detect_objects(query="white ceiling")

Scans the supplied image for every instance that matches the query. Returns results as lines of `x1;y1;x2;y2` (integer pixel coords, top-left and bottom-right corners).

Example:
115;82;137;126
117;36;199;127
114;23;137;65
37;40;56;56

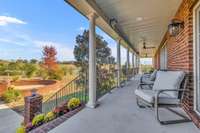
95;0;182;57
66;0;182;57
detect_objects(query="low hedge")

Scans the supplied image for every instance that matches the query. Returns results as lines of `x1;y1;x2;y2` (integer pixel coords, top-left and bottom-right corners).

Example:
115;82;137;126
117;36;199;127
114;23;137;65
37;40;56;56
2;87;21;103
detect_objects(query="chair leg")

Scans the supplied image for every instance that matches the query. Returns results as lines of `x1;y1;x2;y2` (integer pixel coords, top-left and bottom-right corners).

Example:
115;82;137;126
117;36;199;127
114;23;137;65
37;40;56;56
155;99;161;123
136;97;145;108
155;105;191;125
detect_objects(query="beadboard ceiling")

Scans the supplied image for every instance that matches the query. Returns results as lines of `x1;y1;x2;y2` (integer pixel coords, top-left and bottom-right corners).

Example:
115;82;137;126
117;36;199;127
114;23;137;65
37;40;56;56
66;0;182;57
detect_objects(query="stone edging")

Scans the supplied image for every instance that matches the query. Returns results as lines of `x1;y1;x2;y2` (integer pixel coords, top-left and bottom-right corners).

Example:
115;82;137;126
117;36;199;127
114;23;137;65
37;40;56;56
29;104;85;133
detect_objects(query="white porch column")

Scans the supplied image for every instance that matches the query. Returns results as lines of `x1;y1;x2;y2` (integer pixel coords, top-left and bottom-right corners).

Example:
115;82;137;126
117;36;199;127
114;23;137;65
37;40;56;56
137;56;140;67
132;53;135;68
138;56;140;72
87;13;97;108
127;49;130;69
132;53;135;75
136;55;140;74
117;39;121;87
136;56;138;68
126;49;130;77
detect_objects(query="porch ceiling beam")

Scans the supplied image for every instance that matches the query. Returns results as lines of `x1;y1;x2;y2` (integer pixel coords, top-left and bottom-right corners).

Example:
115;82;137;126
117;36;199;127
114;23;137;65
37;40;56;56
65;0;138;55
85;0;138;54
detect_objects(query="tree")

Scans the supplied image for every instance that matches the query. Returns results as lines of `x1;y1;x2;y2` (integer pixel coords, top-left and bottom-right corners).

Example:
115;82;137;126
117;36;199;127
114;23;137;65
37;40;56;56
42;45;58;71
16;59;28;63
30;59;38;64
74;30;115;66
73;30;116;92
41;45;65;80
23;63;37;78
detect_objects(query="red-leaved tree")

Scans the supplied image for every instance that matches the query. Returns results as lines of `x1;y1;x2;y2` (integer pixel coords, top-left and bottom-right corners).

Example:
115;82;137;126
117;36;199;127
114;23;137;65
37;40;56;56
42;45;58;71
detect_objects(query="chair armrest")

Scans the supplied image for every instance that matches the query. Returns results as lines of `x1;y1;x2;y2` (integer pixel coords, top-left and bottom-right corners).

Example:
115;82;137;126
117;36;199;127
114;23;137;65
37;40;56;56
138;83;154;90
154;89;189;106
143;74;151;77
140;74;150;83
155;89;187;97
157;89;185;93
139;83;154;85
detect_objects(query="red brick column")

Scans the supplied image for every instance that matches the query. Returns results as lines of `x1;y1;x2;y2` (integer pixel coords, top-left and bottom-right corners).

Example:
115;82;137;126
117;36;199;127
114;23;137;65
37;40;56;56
24;94;43;125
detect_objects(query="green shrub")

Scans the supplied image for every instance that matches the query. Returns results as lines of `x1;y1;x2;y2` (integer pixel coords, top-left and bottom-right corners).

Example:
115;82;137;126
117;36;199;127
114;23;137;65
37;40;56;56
32;114;45;126
44;111;55;122
49;72;62;80
49;69;64;80
2;87;21;103
16;126;25;133
37;68;49;80
67;98;81;110
23;63;37;78
12;75;20;82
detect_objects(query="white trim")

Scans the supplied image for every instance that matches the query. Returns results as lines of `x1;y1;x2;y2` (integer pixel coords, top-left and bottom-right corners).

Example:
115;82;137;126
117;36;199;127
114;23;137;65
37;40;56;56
193;0;200;115
160;42;167;70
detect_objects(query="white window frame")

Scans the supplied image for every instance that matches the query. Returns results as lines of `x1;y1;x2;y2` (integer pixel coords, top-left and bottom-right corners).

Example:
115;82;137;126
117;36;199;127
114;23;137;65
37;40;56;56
193;0;200;115
160;42;167;70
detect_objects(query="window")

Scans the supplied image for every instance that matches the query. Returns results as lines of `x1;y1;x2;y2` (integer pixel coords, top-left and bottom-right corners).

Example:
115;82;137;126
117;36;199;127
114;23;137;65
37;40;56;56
160;44;167;70
194;1;200;115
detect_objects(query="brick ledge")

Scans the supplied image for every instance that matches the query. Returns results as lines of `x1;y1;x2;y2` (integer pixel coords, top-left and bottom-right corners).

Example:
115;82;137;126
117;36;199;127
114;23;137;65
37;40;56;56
183;106;200;128
29;104;85;133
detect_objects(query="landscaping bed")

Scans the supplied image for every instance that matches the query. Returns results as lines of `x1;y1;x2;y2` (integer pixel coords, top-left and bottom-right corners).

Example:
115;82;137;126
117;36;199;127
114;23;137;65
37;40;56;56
16;98;84;133
29;104;84;133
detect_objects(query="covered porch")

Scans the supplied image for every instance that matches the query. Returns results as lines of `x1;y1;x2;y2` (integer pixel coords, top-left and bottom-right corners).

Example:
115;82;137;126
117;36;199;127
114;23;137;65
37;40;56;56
61;0;200;131
65;0;181;109
49;77;198;133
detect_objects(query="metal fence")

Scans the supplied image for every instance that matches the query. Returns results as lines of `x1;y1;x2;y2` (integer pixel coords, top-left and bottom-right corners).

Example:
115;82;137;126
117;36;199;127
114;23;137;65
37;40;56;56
96;66;137;99
96;66;118;99
42;75;88;113
42;67;138;113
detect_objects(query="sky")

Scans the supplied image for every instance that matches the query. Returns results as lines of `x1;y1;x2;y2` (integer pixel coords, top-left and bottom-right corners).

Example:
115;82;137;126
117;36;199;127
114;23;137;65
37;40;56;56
0;0;151;65
140;58;152;65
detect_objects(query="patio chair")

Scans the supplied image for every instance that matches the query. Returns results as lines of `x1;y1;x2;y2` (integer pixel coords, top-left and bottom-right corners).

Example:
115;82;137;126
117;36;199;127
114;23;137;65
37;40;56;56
139;70;157;89
135;71;191;125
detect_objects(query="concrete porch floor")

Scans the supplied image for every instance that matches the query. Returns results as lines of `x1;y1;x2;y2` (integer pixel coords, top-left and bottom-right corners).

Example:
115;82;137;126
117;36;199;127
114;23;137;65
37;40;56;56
50;77;199;133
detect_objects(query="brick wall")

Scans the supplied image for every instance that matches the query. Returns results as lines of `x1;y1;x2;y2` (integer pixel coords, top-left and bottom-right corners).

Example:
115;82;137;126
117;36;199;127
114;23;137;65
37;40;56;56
154;0;200;127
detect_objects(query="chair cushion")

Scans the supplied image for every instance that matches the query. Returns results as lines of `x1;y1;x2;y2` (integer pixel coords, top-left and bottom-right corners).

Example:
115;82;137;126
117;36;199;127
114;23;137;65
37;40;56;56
152;71;185;98
135;89;180;104
149;70;157;81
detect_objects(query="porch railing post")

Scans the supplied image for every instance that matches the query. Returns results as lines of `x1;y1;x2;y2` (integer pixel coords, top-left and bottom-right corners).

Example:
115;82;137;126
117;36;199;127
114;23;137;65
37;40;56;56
87;12;97;108
117;39;121;87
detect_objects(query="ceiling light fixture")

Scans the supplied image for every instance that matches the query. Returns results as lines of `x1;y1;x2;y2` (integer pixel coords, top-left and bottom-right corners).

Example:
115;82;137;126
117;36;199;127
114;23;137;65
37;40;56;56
110;18;118;29
136;17;143;21
168;18;184;37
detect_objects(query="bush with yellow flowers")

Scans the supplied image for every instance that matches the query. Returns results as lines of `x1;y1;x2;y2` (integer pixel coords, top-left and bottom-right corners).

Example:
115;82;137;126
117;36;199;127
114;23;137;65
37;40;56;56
67;98;81;110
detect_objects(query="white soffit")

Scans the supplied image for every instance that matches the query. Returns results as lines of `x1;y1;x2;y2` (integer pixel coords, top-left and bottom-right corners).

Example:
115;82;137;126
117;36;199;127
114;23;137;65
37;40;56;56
66;0;182;57
95;0;182;57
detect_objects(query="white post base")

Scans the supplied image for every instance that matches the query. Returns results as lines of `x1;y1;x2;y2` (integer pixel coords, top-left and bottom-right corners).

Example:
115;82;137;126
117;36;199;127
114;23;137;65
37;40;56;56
86;102;98;108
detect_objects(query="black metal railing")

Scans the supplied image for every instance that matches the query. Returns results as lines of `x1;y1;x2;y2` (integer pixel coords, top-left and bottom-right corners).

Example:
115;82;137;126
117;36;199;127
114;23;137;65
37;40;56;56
96;66;138;99
127;68;134;80
96;65;117;99
42;67;138;109
120;67;138;85
42;75;88;113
